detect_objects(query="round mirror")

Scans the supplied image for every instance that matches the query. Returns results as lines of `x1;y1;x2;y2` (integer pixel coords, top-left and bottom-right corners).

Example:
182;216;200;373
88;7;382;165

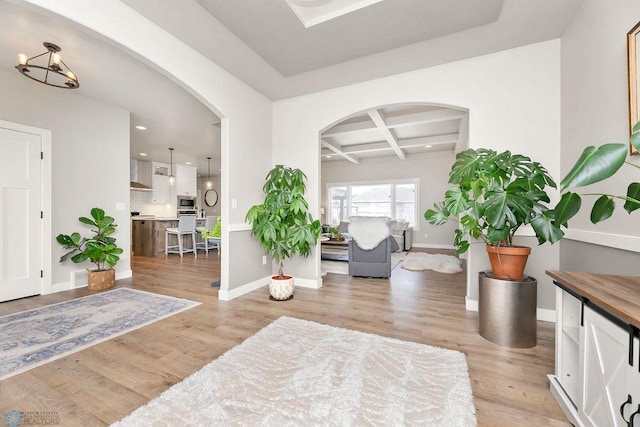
204;189;218;207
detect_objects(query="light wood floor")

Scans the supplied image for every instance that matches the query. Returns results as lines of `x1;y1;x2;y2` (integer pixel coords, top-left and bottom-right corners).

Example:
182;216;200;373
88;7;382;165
0;250;570;426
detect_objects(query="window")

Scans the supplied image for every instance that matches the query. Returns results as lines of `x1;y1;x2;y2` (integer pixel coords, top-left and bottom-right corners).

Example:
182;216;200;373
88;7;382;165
326;179;419;228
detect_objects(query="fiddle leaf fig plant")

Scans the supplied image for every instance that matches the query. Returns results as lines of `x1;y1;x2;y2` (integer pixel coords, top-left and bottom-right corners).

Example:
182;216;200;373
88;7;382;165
57;207;124;271
425;148;566;254
246;165;322;279
554;122;640;224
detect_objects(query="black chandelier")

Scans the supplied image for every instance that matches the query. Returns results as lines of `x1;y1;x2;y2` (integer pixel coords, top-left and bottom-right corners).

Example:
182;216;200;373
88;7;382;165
15;42;79;89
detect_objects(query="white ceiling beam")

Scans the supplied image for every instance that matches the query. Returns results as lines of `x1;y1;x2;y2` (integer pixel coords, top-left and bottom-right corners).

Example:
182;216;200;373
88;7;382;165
397;133;459;148
321;140;360;164
367;109;406;160
336;133;458;154
385;109;466;129
321;120;376;137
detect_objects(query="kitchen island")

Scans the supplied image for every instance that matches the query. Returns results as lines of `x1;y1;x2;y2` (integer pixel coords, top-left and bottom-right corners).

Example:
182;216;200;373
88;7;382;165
131;217;206;257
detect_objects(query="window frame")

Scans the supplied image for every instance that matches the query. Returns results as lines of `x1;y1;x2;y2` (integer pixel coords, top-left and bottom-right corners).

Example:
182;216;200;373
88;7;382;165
325;178;420;230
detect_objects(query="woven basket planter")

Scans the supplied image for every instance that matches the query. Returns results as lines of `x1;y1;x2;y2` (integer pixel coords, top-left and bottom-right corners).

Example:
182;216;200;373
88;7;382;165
87;268;115;291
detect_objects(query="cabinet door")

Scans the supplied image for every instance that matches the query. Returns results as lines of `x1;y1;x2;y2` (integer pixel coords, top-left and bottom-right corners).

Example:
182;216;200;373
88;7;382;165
152;174;170;204
580;307;629;427
176;164;196;196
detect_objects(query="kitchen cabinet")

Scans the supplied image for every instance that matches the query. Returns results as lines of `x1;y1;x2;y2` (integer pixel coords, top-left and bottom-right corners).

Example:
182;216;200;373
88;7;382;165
131;219;178;258
547;271;640;427
131;219;153;257
176;163;197;197
152;162;171;204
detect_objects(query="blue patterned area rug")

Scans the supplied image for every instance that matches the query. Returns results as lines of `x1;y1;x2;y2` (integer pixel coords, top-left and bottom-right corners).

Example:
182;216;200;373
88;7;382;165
0;288;200;381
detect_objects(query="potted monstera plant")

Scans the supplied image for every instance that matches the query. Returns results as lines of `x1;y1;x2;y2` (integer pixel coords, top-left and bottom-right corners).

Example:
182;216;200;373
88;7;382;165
246;165;322;301
424;148;566;280
57;207;123;290
554;122;640;223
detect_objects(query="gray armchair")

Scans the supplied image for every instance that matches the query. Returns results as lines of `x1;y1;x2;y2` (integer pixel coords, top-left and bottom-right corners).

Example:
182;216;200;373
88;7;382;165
346;216;400;278
348;237;396;278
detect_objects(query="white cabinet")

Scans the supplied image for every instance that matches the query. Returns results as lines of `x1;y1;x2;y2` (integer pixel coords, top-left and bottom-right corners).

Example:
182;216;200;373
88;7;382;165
555;287;581;406
151;162;171;204
176;163;196;197
580;307;631;427
551;285;640;427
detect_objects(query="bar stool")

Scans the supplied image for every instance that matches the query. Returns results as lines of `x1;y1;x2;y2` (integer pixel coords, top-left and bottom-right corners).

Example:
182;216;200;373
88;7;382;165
165;215;197;257
196;216;218;254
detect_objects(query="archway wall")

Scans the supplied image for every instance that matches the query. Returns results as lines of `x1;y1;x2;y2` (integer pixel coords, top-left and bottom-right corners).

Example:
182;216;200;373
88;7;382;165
20;0;274;293
273;39;561;314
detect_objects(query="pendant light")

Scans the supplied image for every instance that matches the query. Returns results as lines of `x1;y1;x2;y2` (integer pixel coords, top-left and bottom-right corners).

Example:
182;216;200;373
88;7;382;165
206;157;213;190
168;148;175;186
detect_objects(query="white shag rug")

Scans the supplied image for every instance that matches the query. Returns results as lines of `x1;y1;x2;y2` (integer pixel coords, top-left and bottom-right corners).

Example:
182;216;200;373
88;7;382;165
112;316;476;426
401;252;463;274
322;251;407;275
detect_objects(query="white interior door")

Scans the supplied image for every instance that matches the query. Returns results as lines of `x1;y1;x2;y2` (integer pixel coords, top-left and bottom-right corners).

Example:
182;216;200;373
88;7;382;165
0;126;42;302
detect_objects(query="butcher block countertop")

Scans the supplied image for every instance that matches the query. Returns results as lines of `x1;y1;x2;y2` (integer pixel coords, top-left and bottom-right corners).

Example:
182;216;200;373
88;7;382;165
546;271;640;329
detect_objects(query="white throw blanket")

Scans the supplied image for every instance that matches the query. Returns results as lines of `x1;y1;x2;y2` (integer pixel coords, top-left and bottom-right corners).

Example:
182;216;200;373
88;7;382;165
347;216;390;250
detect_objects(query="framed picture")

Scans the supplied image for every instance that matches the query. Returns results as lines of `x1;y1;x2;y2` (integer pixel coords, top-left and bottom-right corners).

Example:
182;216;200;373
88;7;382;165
627;21;640;154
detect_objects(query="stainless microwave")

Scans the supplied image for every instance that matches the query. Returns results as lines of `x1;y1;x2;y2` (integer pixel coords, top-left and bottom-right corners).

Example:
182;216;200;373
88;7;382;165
177;196;196;209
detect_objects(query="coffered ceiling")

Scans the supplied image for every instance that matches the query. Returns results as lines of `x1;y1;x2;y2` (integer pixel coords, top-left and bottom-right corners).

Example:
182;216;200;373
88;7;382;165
321;105;467;164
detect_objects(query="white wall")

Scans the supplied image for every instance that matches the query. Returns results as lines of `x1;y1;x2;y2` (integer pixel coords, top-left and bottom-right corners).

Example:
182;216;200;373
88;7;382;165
559;0;640;271
0;69;131;288
19;0;274;296
321;151;457;248
273;40;562;311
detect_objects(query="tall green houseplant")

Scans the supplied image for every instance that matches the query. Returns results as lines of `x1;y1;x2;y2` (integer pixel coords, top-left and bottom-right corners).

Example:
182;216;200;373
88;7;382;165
424;148;566;280
246;165;321;281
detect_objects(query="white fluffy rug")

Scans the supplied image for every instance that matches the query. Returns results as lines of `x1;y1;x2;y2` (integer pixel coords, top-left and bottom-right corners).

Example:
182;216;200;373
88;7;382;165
322;252;407;275
112;316;476;426
401;252;463;274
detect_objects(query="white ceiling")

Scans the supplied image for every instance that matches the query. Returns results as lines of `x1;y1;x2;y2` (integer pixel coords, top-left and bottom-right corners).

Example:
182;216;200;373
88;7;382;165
0;0;585;168
194;0;503;76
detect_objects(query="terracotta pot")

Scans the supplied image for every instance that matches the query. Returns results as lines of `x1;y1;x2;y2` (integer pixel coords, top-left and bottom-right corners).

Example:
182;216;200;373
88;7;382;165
269;275;294;300
485;245;531;281
87;268;115;291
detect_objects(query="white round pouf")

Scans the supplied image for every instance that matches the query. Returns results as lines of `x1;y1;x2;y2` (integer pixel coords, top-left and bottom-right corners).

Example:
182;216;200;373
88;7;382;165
269;276;294;300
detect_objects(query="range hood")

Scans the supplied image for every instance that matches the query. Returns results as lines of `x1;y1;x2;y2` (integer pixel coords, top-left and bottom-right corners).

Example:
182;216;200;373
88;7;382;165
130;159;153;191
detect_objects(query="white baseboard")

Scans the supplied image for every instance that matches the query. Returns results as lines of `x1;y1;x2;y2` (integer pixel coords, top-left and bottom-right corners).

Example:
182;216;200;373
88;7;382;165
295;277;323;289
536;307;555;323
50;281;71;294
218;276;268;301
411;243;455;249
218;275;322;300
50;269;133;294
465;297;556;322
465;297;478;312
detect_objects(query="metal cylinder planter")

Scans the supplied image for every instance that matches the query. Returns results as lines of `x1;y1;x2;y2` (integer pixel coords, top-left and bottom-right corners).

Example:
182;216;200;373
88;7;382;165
479;271;537;348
